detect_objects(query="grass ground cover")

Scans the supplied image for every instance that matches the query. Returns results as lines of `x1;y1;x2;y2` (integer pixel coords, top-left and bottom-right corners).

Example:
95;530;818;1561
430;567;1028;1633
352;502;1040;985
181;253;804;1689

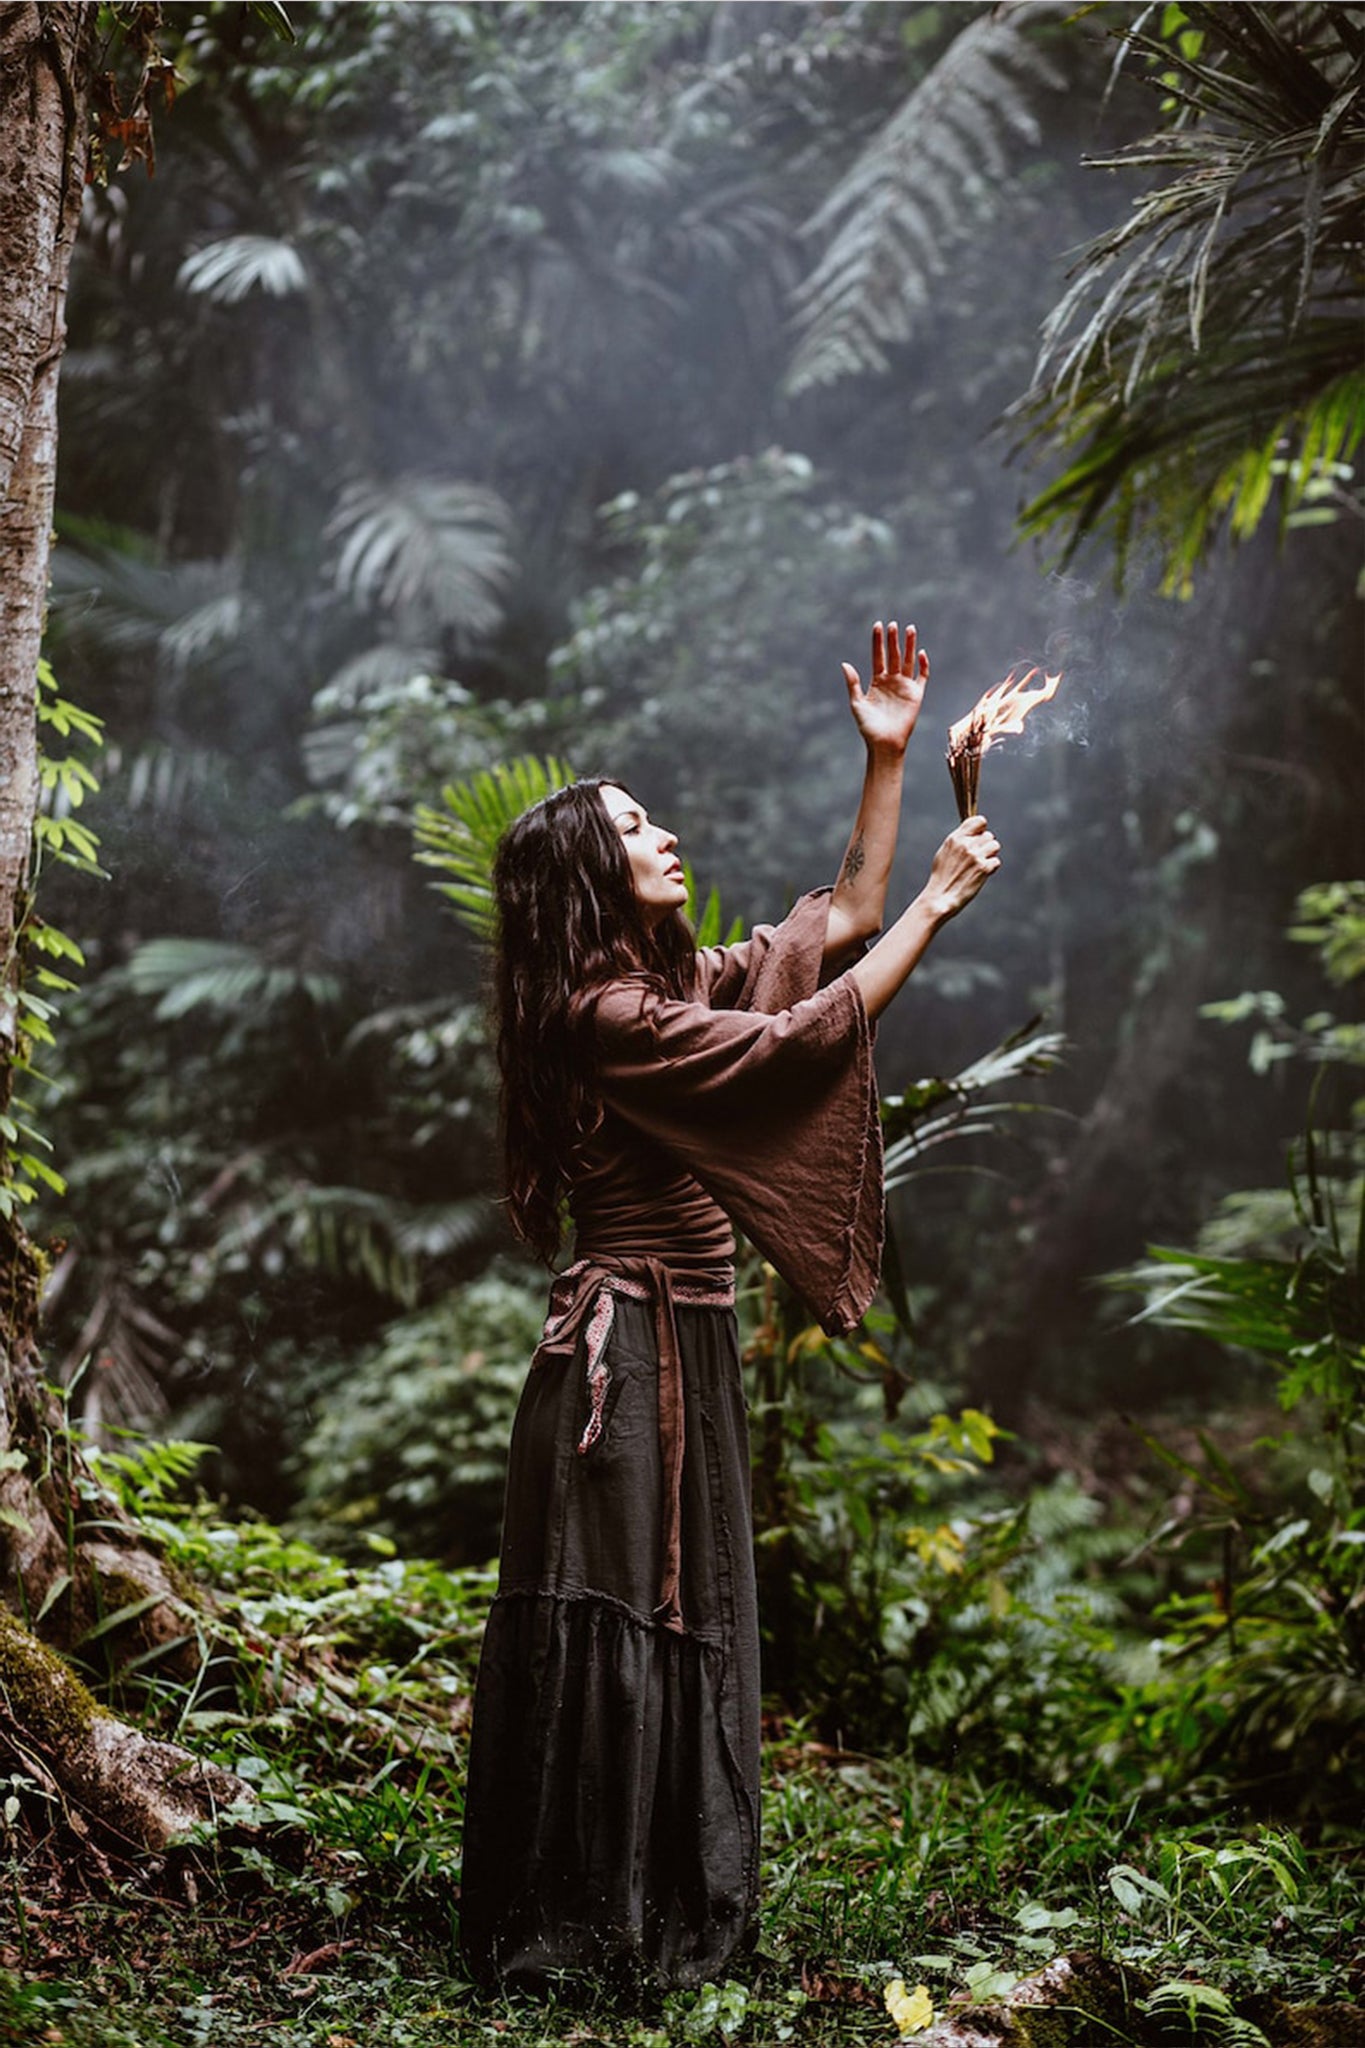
1;1746;1358;2047
1;1483;1359;2048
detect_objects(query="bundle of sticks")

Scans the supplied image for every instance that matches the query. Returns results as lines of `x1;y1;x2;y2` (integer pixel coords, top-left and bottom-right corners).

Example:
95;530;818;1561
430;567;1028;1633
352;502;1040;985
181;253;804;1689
946;667;1062;820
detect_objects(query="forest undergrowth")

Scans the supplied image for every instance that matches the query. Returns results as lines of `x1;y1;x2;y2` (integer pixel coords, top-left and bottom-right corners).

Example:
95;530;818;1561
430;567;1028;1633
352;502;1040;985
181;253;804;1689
4;5;1363;2042
1;1388;1359;2048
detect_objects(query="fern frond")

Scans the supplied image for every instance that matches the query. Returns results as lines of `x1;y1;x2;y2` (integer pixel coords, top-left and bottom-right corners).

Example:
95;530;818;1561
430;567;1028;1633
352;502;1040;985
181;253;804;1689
177;234;309;304
786;4;1067;394
690;870;745;950
327;476;515;640
413;756;577;946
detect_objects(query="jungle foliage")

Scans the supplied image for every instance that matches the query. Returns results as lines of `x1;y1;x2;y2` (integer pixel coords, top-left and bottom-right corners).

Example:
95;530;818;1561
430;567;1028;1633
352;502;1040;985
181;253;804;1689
6;0;1363;2039
1016;2;1365;594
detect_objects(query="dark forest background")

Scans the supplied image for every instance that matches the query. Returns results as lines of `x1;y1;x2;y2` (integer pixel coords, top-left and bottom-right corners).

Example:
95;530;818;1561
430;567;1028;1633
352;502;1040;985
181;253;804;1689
39;0;1359;1515
9;3;1362;2040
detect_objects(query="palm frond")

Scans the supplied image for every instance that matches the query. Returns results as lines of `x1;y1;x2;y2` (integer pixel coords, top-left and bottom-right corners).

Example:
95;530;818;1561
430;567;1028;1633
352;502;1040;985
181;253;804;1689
393;1199;499;1261
785;4;1067;394
124;939;341;1020
176;234;309;304
49;543;258;673
881;1021;1068;1190
413;756;577;946
1016;2;1365;589
413;760;745;950
158;589;254;675
102;740;232;817
1109;1237;1363;1370
326;476;515;640
212;1184;500;1306
50;1254;177;1439
311;643;446;713
50;544;218;650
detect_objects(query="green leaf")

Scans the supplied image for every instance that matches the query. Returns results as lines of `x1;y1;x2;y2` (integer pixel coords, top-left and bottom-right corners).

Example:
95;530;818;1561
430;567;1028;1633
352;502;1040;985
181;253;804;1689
35;1572;73;1624
327;475;514;638
250;0;296;41
74;1591;171;1648
1108;1863;1171;1914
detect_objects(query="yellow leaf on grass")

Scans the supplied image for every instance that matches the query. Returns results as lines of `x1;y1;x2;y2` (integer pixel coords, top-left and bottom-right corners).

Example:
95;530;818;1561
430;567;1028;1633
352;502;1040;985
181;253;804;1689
885;1978;936;2035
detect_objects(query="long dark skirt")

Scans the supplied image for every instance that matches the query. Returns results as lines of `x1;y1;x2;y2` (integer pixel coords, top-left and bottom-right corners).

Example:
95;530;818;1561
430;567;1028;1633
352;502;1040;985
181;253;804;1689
460;1296;760;1989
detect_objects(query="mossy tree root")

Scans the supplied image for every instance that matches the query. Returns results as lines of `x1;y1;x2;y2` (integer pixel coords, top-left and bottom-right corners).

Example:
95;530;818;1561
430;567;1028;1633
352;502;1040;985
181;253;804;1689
0;1605;247;1852
2;1293;211;1680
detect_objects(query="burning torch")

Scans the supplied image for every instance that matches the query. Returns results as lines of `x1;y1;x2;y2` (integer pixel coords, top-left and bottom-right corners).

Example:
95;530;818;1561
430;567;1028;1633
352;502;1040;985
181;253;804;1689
946;667;1063;820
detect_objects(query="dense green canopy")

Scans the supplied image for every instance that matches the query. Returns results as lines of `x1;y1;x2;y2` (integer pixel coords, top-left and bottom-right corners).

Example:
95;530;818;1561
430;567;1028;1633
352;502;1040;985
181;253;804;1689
0;4;1359;2038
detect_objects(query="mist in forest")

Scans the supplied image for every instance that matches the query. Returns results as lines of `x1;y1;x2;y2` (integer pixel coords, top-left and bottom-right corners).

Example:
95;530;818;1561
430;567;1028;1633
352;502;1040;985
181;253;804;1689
40;0;1361;1493
12;17;1364;2025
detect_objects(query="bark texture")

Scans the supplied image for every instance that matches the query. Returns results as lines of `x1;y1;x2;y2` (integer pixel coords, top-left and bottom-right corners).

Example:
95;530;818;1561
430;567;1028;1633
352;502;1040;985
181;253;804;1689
0;1605;241;1851
0;4;92;979
0;3;250;1852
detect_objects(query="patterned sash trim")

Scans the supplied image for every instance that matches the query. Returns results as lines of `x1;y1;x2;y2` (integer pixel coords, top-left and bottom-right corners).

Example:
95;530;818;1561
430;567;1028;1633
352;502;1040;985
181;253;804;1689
532;1257;736;1634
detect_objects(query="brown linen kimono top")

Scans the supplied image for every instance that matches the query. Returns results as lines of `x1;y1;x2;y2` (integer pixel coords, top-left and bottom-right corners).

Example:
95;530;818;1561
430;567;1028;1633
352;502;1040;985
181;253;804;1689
580;886;884;1329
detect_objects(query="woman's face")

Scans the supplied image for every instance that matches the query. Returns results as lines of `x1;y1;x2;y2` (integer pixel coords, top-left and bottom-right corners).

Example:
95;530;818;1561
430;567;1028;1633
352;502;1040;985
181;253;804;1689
599;784;688;928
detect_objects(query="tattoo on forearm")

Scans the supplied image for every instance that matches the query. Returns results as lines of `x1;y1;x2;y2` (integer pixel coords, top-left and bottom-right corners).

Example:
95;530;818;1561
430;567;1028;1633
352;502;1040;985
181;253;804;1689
840;834;866;888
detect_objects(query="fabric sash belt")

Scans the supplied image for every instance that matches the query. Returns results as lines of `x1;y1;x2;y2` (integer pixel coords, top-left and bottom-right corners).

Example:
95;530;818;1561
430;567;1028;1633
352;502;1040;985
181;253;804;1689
532;1256;734;1636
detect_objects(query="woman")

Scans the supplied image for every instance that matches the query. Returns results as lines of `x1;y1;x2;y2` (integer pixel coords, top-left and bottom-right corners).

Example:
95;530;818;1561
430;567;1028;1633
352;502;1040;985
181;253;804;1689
461;622;1000;1990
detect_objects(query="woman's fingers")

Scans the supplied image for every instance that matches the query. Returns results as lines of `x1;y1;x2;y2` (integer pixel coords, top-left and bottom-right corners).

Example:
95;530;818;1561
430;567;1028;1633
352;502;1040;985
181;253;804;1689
851;616;929;701
868;618;926;680
932;815;1002;910
962;817;1000;865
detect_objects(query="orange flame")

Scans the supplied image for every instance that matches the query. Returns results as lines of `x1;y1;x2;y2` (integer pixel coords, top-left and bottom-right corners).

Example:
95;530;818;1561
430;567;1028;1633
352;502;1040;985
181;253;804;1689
945;667;1063;819
947;667;1063;755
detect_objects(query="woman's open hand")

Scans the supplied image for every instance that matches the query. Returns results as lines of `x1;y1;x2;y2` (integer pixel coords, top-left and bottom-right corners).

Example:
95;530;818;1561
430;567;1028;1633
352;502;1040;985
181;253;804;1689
842;619;928;759
922;814;1001;922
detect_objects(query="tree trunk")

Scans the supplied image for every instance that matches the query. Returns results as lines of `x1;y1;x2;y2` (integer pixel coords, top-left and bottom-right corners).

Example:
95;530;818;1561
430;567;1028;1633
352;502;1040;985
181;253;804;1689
0;2;88;956
0;3;248;1851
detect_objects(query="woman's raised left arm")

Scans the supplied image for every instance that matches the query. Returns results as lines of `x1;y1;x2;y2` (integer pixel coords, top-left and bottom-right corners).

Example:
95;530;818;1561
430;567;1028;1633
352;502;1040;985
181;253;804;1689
824;619;928;963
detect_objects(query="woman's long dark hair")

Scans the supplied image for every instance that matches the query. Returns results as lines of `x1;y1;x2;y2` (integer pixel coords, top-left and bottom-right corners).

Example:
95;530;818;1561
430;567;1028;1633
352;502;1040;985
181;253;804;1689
493;778;696;1262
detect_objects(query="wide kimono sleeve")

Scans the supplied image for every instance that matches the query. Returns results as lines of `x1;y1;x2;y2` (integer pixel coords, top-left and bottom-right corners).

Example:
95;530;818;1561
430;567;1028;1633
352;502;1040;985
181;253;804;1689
694;885;867;1010
595;890;884;1334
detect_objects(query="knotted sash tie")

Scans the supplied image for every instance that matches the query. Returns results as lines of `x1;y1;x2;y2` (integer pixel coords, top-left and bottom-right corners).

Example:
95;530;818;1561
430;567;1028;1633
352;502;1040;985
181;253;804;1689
532;1257;734;1636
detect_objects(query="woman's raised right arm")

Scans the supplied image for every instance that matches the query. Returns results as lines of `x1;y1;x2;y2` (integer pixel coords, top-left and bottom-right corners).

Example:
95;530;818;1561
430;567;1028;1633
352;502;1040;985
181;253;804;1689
848;814;1001;1021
